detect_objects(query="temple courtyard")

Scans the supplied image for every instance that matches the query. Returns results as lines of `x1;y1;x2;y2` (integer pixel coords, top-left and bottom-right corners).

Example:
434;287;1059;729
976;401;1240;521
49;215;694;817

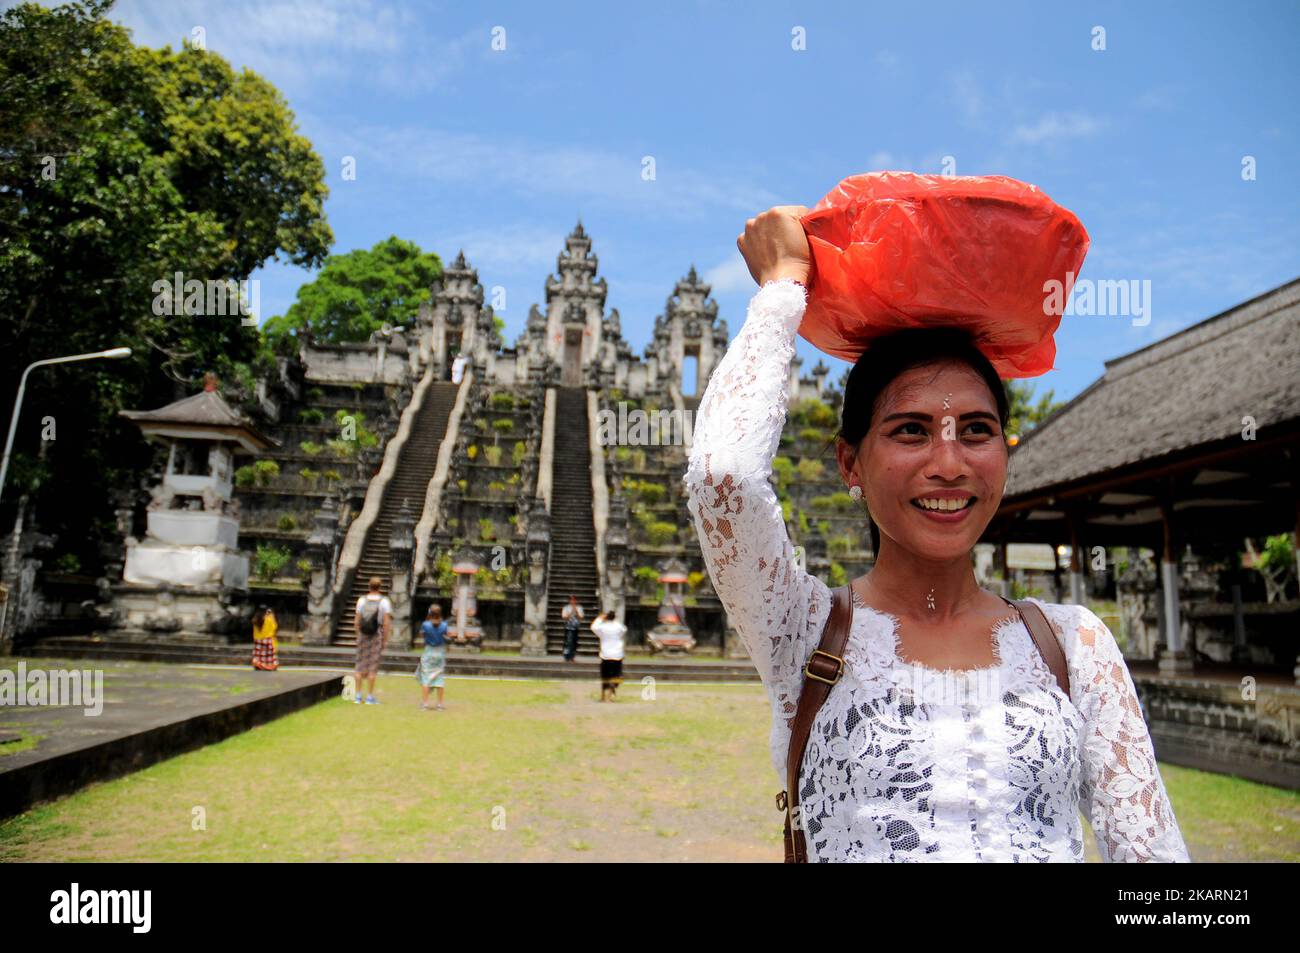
0;661;1296;862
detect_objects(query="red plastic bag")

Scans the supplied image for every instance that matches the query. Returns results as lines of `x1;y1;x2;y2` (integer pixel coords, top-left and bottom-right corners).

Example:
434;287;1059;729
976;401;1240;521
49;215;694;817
798;172;1090;378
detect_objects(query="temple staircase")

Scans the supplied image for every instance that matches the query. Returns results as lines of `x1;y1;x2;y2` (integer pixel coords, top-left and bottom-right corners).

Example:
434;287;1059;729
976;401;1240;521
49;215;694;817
543;387;602;655
335;381;460;646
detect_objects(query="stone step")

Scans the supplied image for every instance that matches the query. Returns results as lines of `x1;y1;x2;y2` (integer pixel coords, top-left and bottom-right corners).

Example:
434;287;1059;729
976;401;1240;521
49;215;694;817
339;381;459;640
20;638;758;680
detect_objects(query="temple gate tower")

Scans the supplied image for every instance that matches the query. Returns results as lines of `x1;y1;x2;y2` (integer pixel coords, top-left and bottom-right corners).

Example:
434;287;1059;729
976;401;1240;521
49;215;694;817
417;250;499;379
647;266;727;404
543;221;608;387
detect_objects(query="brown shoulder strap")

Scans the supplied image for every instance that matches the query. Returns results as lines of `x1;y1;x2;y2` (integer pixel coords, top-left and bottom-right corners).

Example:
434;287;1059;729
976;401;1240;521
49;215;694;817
778;590;1069;861
1008;598;1070;698
780;584;853;863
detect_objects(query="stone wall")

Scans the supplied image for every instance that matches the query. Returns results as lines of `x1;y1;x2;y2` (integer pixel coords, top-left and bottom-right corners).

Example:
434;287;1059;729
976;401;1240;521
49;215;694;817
302;340;411;385
1140;674;1300;790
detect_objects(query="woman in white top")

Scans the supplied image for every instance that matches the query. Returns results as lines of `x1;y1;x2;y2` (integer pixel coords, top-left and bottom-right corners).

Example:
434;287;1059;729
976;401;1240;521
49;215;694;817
591;611;627;702
681;206;1190;863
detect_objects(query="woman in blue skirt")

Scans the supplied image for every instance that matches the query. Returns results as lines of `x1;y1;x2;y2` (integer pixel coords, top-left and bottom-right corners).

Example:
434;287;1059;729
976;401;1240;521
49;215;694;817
416;604;449;710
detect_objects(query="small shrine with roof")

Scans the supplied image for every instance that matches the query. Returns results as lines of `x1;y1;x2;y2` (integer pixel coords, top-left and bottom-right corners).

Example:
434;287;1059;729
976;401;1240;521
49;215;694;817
109;373;274;638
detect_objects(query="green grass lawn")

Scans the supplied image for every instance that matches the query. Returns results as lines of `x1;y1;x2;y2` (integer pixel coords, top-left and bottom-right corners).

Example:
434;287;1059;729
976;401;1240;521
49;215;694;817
0;674;1295;861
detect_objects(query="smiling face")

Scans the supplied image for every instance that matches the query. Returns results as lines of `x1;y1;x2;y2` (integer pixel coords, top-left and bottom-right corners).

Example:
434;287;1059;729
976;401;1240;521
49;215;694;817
835;359;1008;562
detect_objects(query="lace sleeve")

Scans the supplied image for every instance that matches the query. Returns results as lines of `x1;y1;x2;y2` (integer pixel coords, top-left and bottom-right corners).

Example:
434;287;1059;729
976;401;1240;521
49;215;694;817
1061;605;1191;862
682;279;832;750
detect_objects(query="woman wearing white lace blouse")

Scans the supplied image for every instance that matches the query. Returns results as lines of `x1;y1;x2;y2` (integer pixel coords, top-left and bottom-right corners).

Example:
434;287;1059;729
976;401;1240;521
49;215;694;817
682;205;1190;863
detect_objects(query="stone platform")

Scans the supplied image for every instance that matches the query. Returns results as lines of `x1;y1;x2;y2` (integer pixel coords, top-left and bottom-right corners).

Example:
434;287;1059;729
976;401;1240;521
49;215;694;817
19;636;764;683
0;658;340;817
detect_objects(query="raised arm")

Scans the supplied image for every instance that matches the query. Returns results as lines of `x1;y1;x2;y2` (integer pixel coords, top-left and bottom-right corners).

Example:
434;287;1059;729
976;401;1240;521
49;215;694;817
682;277;832;721
1061;605;1191;862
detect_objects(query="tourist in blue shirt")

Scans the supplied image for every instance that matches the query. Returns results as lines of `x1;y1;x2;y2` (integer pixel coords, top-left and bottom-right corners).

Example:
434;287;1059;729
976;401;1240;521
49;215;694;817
416;604;449;710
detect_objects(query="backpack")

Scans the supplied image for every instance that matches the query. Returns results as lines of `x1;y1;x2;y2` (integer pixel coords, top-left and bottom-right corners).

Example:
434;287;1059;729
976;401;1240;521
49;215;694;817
358;597;384;636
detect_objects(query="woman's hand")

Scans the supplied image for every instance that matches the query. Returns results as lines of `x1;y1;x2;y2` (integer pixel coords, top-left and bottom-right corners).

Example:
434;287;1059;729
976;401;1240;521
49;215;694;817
736;205;811;287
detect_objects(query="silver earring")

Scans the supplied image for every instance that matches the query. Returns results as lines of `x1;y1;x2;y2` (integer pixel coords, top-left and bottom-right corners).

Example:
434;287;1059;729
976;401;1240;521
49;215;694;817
848;484;863;501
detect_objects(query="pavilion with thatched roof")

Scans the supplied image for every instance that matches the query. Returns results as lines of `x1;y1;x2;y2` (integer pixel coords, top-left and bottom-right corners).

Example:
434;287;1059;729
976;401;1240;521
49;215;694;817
985;277;1299;678
982;278;1300;787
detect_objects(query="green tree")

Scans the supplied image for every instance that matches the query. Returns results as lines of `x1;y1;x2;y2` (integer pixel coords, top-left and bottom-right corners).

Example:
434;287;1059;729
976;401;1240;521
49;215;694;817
0;0;331;568
263;236;442;346
1005;380;1061;441
1248;534;1296;603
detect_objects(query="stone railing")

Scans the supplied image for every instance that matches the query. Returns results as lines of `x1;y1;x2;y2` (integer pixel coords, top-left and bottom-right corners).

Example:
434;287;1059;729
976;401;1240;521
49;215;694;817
535;387;557;511
413;369;473;579
332;364;436;599
587;389;611;613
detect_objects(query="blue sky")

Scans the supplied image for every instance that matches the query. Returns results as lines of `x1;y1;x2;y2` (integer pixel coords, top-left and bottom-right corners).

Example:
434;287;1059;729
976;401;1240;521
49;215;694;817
105;0;1299;402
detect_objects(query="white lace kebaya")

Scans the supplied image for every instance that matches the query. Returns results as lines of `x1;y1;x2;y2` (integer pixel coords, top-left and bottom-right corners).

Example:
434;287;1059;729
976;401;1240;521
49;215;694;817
681;278;1191;863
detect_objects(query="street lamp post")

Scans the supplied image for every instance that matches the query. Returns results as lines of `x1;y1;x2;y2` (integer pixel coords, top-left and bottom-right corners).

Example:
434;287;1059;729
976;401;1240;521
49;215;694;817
0;347;132;504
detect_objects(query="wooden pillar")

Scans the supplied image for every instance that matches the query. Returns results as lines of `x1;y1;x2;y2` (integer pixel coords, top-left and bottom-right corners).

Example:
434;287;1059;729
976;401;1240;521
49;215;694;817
1158;496;1193;675
1051;544;1065;603
1066;509;1086;606
1293;494;1300;685
1294;492;1300;602
1230;580;1248;663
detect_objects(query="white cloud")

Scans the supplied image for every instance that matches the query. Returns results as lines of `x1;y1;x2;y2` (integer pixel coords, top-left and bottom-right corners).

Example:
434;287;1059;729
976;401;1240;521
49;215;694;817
1136;86;1180;111
434;223;568;272
950;70;984;124
320;123;780;221
1009;112;1105;146
875;50;902;71
110;0;482;97
703;254;753;294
